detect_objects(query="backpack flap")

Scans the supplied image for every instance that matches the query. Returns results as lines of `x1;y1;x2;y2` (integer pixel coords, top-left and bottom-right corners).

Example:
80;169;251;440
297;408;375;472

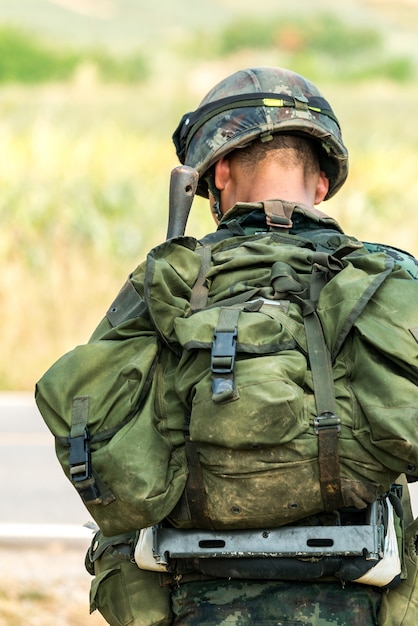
318;253;418;479
36;312;188;536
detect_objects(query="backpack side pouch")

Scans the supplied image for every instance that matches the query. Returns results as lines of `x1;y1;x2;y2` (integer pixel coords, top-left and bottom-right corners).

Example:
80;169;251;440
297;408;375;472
35;276;188;536
86;530;173;626
318;254;418;481
378;482;418;626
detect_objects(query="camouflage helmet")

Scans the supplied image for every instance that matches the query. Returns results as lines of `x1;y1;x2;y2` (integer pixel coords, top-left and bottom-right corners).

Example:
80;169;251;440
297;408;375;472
172;66;348;200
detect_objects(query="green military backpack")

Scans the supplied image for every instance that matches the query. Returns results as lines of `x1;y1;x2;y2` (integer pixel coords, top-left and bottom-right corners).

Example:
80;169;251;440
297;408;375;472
35;205;418;536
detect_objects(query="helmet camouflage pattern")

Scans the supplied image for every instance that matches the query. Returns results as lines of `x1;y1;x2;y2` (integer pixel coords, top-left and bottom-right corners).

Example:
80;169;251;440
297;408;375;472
173;66;348;199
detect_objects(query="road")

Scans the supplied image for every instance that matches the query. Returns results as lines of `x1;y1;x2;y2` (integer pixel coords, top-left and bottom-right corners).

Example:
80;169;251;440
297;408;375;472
0;392;95;540
0;393;106;625
1;391;418;539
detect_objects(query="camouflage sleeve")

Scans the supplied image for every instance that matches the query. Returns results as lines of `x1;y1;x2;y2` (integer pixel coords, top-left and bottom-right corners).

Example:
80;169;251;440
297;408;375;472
362;242;418;280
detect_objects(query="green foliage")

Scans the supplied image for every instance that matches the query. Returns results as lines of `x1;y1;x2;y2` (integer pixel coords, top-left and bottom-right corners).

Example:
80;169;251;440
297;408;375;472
192;13;382;58
367;57;414;83
0;15;413;86
0;25;149;84
217;18;279;54
183;14;415;84
300;14;381;57
0;26;77;82
81;49;149;83
0;5;417;389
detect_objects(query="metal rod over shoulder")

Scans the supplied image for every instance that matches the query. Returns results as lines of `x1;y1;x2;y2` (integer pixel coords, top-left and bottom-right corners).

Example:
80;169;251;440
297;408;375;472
166;165;199;239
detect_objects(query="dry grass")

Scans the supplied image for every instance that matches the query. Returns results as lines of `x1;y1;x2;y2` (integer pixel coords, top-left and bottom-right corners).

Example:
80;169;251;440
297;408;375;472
0;542;106;626
0;583;104;626
1;71;418;391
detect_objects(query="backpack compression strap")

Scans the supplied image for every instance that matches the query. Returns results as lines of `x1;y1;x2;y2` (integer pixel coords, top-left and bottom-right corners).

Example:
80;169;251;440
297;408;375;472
303;252;345;511
269;247;346;512
68;395;115;507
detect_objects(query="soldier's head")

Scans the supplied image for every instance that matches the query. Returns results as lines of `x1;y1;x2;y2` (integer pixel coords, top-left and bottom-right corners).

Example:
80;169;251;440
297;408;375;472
173;66;348;219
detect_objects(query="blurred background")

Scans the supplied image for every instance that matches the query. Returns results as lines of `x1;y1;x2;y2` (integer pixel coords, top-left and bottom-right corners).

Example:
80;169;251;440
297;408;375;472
0;0;418;624
0;0;417;391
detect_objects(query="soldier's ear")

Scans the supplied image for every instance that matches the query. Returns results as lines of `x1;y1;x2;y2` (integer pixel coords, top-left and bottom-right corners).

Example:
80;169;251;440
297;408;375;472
214;157;232;191
314;171;329;205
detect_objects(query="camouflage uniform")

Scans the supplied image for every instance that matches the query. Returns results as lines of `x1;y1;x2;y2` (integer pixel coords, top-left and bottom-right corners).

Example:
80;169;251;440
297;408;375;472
362;242;418;279
171;579;381;625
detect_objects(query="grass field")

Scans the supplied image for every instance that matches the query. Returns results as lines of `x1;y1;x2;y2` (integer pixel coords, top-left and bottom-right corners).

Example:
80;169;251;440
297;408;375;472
2;74;418;391
0;0;417;392
0;542;107;626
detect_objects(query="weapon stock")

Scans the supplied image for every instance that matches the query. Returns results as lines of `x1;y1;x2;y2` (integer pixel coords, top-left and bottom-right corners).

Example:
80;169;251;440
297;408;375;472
166;165;199;239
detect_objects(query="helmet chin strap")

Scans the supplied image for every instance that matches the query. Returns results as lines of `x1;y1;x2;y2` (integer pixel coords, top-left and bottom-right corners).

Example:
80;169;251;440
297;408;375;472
212;201;222;222
206;172;223;222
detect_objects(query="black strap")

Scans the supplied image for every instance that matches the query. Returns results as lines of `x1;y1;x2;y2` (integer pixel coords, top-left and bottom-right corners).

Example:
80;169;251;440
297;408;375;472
69;396;106;505
68;396;116;506
211;307;240;403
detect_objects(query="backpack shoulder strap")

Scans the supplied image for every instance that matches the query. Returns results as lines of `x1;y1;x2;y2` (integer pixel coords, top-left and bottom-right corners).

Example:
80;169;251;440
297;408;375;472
190;243;212;312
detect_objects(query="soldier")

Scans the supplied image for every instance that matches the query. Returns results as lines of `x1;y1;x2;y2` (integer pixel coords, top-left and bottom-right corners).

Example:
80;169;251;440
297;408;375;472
38;66;418;625
168;65;418;625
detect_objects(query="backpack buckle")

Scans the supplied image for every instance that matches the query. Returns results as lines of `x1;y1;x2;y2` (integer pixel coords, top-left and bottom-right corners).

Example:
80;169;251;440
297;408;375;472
314;412;341;434
211;307;240;403
69;427;91;482
211;326;238;402
211;327;238;374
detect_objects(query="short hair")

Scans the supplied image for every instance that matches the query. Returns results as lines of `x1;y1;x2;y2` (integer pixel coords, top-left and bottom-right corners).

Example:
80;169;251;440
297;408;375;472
229;134;321;178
